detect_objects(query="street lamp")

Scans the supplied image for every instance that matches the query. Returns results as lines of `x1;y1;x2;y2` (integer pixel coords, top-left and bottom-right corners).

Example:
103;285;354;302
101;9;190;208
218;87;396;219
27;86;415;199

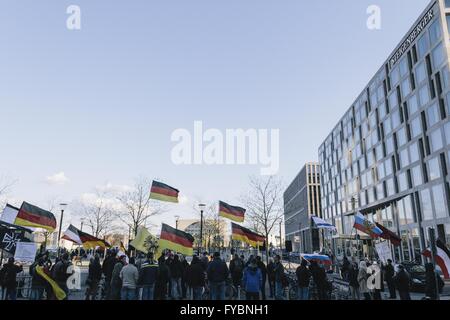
80;218;85;232
57;203;68;256
198;203;206;255
175;215;180;230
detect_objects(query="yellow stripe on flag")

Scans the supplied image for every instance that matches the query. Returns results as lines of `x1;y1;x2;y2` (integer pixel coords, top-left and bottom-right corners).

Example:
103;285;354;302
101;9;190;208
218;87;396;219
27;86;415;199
150;193;178;203
219;211;245;223
158;238;193;256
36;266;66;300
14;217;55;232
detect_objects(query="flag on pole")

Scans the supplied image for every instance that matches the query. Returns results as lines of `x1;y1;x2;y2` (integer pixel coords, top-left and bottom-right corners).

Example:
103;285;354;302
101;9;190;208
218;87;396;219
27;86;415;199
353;212;383;238
0;222;30;254
301;254;332;266
231;223;265;248
149;181;179;203
422;239;450;279
311;216;336;232
130;226;155;253
158;223;194;256
62;224;110;249
219;201;245;223
14;202;57;231
375;222;402;246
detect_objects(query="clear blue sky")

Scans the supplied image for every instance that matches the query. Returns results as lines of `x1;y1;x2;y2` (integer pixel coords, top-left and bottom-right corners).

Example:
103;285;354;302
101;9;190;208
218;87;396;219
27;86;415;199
0;0;430;232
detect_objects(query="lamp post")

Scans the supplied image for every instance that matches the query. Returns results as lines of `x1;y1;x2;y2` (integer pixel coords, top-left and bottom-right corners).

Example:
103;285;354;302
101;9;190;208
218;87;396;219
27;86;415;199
80;218;85;232
198;203;206;255
57;203;68;256
175;215;180;230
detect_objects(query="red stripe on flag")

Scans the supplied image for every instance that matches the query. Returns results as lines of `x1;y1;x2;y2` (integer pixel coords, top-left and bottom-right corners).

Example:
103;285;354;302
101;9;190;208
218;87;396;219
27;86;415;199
160;230;193;248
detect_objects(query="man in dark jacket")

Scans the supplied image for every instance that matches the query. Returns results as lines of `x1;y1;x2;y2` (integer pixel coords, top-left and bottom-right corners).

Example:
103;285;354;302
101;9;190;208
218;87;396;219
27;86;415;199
296;259;311;300
273;255;285;300
85;254;102;300
206;252;229;300
348;262;360;300
310;261;328;300
229;254;244;289
102;249;117;299
267;258;275;298
394;265;411;300
186;255;206;300
29;258;46;300
1;257;23;300
384;259;396;299
138;252;159;300
424;263;444;300
155;255;170;300
110;255;126;300
52;253;73;300
256;256;267;300
169;255;183;299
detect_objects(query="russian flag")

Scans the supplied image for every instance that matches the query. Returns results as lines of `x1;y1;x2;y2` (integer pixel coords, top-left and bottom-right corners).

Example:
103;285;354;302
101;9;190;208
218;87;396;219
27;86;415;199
354;212;383;238
301;254;332;266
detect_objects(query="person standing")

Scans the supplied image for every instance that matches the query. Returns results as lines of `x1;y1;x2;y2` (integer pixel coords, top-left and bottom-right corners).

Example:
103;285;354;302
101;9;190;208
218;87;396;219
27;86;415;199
295;259;311;300
384;259;396;299
29;258;46;300
229;254;244;290
348;262;360;300
358;261;370;300
119;257;139;300
169;255;183;299
267;258;276;298
206;252;229;300
1;257;23;300
180;255;189;299
255;256;267;300
394;264;411;300
110;255;126;300
102;249;117;299
310;261;328;300
85;254;102;300
155;255;170;300
273;255;285;300
242;259;262;300
52;253;73;300
340;256;350;281
138;253;159;300
424;263;444;300
186;255;206;300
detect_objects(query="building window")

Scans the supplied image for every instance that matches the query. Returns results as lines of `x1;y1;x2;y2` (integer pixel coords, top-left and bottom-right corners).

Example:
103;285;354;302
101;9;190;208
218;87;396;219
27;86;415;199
420;188;434;221
445;122;450;145
398;171;409;192
429;20;442;46
412;165;423;187
397;127;408;145
432;42;445;70
427;102;440;127
408;94;419;116
400;148;410;168
409;142;420;163
410;116;422;138
432;184;448;219
417;33;429;60
429;128;443;152
419;84;430;107
428;156;441;181
415;61;427;85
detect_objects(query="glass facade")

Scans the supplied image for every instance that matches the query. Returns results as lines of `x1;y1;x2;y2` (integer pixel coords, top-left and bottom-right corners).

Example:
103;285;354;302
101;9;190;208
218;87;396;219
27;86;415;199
318;0;450;262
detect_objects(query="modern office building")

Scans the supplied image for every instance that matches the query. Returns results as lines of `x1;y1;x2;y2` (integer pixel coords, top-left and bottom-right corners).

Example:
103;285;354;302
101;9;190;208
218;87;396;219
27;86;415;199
319;0;450;263
284;162;322;253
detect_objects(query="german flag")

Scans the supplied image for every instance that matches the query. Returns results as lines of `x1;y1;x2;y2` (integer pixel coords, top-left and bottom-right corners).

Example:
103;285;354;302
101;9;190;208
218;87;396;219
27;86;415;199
158;223;194;256
14;202;57;231
231;223;265;248
149;181;179;203
219;201;245;223
35;266;66;300
62;224;110;249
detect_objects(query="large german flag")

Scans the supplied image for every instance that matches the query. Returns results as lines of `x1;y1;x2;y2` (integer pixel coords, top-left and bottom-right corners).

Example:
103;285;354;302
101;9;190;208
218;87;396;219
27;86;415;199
158;223;194;256
149;181;179;203
231;223;265;248
14;202;57;231
219;201;245;223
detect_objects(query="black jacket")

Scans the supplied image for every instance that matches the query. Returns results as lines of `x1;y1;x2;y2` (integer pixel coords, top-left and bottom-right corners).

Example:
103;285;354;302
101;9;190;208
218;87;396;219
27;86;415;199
207;258;229;283
1;263;23;289
169;260;183;279
348;267;359;288
88;261;102;281
102;256;116;279
267;262;275;281
384;264;395;281
138;260;159;286
394;270;411;292
296;266;311;288
257;261;267;280
186;262;206;287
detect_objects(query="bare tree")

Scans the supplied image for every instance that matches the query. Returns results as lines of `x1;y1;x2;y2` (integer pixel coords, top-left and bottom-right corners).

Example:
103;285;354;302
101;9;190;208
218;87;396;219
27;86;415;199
0;175;17;208
78;190;117;238
116;176;165;237
241;175;284;264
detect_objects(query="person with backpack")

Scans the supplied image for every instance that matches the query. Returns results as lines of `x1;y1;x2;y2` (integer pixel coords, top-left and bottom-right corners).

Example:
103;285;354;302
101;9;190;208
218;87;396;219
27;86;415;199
242;259;262;300
296;259;311;300
138;252;159;300
229;254;244;289
52;253;73;300
0;257;23;300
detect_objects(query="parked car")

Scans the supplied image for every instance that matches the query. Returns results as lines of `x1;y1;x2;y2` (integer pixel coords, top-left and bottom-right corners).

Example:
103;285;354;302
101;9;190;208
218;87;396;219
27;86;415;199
396;261;427;293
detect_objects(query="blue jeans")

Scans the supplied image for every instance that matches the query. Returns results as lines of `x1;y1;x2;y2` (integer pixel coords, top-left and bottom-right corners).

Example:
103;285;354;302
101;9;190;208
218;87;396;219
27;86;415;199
275;281;284;300
141;285;155;300
209;281;226;300
192;287;203;300
5;288;17;300
170;278;182;299
121;287;137;300
297;287;309;300
30;287;44;300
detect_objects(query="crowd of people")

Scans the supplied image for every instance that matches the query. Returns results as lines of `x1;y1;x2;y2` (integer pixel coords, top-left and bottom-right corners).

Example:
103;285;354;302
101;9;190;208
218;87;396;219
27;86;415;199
0;249;446;301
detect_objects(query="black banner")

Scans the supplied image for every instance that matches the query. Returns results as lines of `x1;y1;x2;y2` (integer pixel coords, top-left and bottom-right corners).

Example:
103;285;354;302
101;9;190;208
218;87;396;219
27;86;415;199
0;224;29;254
